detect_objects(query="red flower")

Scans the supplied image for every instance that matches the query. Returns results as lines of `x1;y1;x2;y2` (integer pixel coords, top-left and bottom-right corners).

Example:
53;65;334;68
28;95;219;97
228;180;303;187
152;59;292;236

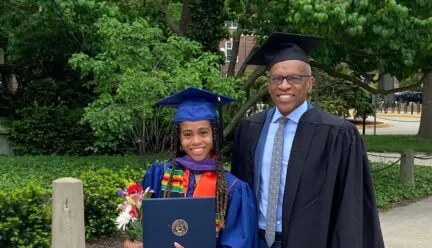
127;184;143;195
129;206;139;219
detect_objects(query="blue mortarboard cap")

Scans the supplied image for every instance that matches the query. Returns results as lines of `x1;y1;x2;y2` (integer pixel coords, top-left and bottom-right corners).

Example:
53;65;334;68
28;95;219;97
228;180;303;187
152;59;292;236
156;87;235;122
247;32;323;68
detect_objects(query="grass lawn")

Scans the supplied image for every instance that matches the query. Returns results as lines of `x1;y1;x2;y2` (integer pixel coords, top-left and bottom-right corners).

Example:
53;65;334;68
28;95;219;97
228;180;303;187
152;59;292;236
362;135;432;154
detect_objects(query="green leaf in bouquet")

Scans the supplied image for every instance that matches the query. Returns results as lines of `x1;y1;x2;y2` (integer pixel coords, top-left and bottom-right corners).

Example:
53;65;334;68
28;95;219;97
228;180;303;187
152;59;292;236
125;220;142;241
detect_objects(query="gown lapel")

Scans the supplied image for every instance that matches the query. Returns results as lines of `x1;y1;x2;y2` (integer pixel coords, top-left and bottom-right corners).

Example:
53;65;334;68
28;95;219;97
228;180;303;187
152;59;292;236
281;108;318;242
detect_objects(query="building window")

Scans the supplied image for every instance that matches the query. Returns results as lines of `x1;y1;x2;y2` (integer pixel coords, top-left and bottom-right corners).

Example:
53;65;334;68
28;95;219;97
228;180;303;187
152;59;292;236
225;39;233;62
227;21;238;29
221;38;238;63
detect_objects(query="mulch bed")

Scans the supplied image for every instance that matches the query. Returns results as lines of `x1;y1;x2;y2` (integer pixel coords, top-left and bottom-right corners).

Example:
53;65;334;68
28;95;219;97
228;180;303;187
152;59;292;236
86;233;125;248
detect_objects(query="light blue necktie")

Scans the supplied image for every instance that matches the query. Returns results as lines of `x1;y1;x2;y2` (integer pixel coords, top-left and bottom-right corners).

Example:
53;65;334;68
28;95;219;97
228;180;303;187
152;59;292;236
265;116;287;247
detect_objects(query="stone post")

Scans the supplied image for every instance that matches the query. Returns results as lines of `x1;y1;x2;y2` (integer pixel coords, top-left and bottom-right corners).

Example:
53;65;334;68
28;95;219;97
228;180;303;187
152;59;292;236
52;178;85;248
400;150;415;186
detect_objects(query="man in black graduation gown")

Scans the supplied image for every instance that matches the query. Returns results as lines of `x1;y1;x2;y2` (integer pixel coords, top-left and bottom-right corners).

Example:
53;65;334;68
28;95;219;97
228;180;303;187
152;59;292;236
231;33;384;248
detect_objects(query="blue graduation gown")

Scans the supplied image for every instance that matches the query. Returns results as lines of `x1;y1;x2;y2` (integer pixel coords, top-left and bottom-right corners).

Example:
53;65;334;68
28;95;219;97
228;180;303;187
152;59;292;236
141;162;258;248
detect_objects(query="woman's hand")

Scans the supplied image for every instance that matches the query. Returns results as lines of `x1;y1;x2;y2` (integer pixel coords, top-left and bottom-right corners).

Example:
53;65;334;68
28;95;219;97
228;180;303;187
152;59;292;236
124;239;183;248
123;239;143;248
174;242;184;248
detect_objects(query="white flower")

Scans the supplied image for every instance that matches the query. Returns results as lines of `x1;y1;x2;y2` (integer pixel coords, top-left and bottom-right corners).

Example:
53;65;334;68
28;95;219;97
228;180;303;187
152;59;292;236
115;205;133;231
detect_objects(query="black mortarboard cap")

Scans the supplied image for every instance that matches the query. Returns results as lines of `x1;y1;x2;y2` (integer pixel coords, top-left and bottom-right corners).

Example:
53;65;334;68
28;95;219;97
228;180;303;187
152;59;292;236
247;32;323;67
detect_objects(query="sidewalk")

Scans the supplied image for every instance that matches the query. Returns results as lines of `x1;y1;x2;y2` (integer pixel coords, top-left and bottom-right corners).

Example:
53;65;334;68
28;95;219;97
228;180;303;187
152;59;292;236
377;112;421;118
368;152;432;166
379;196;432;248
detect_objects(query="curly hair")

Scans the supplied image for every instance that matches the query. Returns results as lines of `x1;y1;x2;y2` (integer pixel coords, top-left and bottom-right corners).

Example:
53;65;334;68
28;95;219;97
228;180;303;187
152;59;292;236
163;121;228;228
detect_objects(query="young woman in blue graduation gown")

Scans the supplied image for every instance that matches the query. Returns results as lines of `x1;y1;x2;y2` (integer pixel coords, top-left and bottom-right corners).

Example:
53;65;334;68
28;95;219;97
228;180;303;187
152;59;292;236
124;87;258;248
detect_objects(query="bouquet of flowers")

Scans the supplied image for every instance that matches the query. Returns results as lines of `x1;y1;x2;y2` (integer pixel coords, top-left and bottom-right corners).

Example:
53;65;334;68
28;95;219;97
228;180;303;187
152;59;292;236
115;181;153;241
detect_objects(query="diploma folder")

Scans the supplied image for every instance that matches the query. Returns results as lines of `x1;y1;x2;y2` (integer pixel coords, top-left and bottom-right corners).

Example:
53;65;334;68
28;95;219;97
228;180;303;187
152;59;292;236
142;197;216;248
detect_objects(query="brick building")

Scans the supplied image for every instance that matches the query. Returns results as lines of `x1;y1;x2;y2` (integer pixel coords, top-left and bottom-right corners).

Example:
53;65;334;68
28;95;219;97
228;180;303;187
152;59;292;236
219;22;256;76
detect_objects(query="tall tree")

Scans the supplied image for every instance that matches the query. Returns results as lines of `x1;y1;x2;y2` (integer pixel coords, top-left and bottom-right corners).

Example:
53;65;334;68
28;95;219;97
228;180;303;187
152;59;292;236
70;17;239;154
220;0;432;137
146;0;228;52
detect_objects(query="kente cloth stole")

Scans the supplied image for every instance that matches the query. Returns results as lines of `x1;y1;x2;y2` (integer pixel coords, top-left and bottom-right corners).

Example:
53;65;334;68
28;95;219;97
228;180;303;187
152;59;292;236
160;168;222;233
161;168;184;195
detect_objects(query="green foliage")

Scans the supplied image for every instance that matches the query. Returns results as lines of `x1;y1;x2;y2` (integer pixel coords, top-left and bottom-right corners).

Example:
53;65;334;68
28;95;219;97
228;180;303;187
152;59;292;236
231;0;432;82
4;0;122;63
0;155;155;189
80;167;144;240
0;184;51;248
363;135;432;154
0;0;125;153
313;70;374;118
372;164;432;209
0;155;158;243
70;17;240;154
186;0;228;53
9;107;94;155
281;0;432;77
0;154;430;245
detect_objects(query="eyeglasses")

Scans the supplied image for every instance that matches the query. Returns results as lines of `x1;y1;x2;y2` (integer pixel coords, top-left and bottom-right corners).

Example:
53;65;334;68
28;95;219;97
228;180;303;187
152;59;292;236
268;74;311;85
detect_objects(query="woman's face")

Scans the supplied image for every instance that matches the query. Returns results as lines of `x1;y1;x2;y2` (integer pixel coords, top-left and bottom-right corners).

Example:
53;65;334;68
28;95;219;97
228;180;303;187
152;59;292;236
179;120;213;161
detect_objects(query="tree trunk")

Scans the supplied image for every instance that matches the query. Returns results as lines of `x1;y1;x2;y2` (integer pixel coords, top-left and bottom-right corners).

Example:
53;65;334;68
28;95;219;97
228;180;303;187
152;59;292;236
223;86;267;138
378;62;394;107
417;70;432;139
227;28;241;76
179;0;191;35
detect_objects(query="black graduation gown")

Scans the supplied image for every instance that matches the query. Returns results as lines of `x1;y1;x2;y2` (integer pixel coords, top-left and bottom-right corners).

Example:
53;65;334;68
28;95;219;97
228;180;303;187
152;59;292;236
231;108;384;248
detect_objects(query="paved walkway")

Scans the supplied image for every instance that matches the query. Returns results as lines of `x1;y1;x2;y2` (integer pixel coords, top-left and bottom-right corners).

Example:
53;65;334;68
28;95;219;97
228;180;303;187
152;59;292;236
357;115;420;135
380;196;432;248
368;152;432;166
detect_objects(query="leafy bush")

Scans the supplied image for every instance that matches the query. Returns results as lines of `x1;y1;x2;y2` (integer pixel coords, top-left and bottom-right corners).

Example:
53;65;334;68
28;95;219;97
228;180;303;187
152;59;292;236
3;155;429;244
0;184;51;248
10;107;94;156
0;155;159;244
372;164;432;209
0;155;164;190
70;17;240;155
80;167;144;240
312;70;374;119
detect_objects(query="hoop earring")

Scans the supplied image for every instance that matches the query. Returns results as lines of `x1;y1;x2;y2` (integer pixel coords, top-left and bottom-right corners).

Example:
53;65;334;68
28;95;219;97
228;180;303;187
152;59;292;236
179;146;183;151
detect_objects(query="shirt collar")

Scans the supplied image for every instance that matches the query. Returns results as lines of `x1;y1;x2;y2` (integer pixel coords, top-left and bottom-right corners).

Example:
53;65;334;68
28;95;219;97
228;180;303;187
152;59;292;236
272;101;308;124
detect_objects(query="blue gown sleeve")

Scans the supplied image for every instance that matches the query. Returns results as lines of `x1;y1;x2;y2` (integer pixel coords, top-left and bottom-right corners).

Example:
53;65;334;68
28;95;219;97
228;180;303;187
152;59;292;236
141;163;167;198
218;178;258;248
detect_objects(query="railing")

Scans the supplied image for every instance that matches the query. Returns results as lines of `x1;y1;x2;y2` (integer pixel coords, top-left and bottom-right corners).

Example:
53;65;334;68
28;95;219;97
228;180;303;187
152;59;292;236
377;101;422;115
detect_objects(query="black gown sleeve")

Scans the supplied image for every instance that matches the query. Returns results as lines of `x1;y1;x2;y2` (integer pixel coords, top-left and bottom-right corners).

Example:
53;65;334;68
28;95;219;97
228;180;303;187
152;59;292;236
230;123;244;180
330;125;384;248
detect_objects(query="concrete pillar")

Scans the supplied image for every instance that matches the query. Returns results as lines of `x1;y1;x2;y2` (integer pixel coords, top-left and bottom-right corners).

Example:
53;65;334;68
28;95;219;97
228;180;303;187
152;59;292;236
400;150;415;186
52;178;85;248
0;135;12;155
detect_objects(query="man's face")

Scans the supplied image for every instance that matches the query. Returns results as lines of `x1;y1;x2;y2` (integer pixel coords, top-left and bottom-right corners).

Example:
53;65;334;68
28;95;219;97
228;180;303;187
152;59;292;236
268;60;313;116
